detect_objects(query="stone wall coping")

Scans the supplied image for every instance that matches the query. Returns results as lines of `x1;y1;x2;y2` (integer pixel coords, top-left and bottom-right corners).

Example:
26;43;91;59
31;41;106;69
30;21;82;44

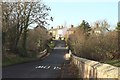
72;54;119;78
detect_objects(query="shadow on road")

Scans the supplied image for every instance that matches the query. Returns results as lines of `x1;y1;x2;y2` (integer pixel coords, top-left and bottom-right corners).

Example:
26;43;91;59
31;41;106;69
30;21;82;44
2;40;69;78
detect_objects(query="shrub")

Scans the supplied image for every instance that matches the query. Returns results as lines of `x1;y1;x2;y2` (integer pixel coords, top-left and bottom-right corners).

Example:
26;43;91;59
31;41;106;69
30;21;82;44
26;27;51;55
68;28;118;61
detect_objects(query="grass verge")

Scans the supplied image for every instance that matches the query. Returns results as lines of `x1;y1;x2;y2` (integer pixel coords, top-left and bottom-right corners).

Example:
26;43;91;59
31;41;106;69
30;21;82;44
2;55;38;67
3;41;55;67
48;41;55;49
2;50;50;67
102;59;120;67
47;41;55;52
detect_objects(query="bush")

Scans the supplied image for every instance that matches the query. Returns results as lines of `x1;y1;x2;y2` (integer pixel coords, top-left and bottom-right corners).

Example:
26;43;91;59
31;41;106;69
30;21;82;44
47;41;55;52
26;27;51;55
68;28;118;61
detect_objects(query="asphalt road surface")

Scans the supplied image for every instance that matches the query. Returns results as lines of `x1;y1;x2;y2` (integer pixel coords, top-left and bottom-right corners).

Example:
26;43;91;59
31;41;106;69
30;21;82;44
2;40;68;78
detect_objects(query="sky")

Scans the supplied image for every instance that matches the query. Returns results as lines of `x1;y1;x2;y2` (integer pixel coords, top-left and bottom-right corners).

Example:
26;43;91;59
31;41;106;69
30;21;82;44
42;0;119;30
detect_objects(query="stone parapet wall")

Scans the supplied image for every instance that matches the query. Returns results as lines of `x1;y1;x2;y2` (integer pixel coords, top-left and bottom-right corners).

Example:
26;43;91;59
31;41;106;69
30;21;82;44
71;54;120;79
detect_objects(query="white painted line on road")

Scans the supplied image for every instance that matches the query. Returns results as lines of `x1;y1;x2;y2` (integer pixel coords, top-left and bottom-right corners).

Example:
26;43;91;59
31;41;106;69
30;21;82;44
53;66;61;70
54;67;56;70
35;65;43;69
43;66;46;69
38;66;41;68
35;66;39;69
56;67;61;70
42;66;44;68
35;65;61;70
46;66;50;69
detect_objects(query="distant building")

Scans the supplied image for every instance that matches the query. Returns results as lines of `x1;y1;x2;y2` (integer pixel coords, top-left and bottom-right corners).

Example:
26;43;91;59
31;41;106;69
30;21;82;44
48;24;76;40
91;24;110;35
67;25;75;35
48;26;67;40
65;25;76;39
91;23;107;35
92;26;102;35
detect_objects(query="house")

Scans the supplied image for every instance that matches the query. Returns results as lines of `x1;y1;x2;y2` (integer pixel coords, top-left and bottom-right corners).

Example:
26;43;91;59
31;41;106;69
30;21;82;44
48;26;67;40
67;25;75;35
92;26;102;35
48;25;76;40
49;27;57;39
65;25;76;39
90;22;111;36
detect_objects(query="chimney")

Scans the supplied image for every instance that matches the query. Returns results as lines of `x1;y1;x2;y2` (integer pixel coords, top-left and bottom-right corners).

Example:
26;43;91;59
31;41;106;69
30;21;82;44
62;26;63;28
51;27;53;29
96;23;99;28
71;25;74;28
59;26;60;29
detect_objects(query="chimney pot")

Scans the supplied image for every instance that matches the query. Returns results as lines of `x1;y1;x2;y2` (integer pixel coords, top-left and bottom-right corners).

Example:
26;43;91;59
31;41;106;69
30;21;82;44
71;25;74;28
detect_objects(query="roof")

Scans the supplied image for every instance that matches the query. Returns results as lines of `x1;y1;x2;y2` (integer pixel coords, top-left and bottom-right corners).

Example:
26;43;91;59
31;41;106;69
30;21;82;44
67;27;76;31
49;27;66;31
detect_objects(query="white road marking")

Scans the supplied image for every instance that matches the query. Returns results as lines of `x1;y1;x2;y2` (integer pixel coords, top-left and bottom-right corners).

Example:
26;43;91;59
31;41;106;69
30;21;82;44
35;65;61;70
46;66;50;69
54;67;56;69
40;66;44;68
53;66;61;70
36;66;43;69
43;66;46;69
56;67;61;70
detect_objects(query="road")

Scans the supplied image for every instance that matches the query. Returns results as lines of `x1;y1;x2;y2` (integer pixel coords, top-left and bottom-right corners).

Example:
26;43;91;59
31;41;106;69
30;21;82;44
2;40;68;78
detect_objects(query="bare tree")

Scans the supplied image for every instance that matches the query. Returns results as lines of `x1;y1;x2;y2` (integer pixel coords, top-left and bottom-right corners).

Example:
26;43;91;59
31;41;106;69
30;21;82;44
2;1;52;56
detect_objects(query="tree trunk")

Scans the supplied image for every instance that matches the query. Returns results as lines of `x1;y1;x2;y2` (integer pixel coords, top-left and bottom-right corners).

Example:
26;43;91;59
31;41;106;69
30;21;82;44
21;28;28;57
11;24;22;54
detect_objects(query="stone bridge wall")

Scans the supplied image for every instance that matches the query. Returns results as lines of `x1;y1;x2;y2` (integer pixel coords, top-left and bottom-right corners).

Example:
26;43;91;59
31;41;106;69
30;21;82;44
71;54;120;79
